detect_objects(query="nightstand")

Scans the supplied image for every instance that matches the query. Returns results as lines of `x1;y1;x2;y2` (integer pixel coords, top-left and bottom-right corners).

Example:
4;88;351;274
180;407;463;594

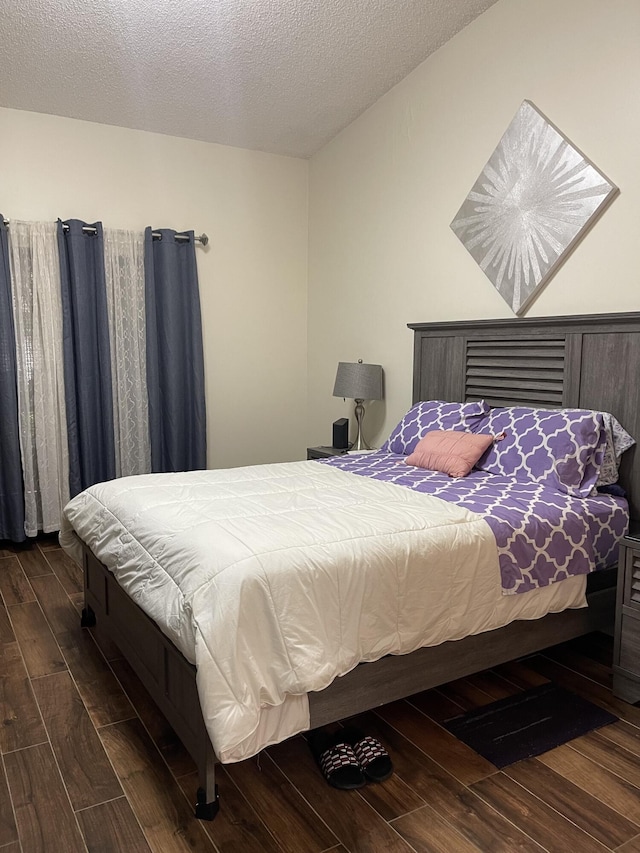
613;524;640;703
307;446;349;460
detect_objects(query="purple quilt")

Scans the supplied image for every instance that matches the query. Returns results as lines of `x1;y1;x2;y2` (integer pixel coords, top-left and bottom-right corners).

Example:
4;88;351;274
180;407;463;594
322;451;628;595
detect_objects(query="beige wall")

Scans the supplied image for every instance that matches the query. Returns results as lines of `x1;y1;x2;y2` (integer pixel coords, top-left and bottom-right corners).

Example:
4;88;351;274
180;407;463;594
0;107;308;468
308;0;640;449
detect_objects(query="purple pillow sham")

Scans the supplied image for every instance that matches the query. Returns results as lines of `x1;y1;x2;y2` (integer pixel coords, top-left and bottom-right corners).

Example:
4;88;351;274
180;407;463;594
474;407;607;498
382;400;489;456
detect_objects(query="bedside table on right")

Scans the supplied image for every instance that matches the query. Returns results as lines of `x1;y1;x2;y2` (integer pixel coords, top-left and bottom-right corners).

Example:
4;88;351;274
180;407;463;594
307;446;349;460
613;524;640;703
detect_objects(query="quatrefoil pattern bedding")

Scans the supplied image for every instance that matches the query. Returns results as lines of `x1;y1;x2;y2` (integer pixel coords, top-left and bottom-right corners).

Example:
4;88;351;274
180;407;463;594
324;450;628;595
382;401;634;498
382;400;490;456
473;407;607;498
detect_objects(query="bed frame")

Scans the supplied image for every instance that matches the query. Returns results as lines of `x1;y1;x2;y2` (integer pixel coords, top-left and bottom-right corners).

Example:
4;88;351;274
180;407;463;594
79;311;640;820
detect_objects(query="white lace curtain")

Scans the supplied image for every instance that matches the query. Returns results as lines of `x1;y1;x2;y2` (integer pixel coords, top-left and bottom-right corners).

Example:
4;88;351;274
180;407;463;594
9;221;69;536
8;222;152;535
103;228;151;477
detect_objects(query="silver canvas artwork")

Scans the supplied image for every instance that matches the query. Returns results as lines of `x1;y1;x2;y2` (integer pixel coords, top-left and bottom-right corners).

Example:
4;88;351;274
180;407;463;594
450;101;618;315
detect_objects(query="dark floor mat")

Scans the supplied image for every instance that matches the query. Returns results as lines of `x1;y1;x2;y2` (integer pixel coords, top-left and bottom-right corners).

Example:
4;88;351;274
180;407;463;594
443;682;617;768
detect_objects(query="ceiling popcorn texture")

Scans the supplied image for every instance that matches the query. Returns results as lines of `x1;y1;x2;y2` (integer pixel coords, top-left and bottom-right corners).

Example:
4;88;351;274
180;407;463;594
0;0;498;158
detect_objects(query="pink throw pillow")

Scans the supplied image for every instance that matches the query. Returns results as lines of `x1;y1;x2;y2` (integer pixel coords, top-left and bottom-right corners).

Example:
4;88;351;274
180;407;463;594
405;430;494;478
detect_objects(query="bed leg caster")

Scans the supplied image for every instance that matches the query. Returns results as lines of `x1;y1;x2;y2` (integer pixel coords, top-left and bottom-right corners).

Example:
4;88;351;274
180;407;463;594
195;785;220;821
80;606;96;628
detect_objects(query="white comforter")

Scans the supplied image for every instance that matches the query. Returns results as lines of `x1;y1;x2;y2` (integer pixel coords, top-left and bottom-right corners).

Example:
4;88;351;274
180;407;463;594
60;461;585;762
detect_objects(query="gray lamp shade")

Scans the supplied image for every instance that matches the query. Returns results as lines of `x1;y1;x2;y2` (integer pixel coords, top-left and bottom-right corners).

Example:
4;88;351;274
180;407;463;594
333;361;383;401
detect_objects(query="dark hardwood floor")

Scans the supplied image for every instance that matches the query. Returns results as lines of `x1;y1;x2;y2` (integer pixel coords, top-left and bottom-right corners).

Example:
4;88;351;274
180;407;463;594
2;537;640;852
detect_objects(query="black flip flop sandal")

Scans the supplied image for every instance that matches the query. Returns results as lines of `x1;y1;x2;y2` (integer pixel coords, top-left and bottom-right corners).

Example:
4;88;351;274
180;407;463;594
308;729;366;790
339;726;394;783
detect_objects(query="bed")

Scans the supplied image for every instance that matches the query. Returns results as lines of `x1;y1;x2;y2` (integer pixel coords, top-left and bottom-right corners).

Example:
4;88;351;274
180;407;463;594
59;311;640;820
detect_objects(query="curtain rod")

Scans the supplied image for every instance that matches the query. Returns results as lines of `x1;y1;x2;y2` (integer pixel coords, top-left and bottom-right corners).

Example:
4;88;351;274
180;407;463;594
2;219;209;246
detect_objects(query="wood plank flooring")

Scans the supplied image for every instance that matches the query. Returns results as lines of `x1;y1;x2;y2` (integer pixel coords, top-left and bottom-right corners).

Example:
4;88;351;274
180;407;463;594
1;537;640;852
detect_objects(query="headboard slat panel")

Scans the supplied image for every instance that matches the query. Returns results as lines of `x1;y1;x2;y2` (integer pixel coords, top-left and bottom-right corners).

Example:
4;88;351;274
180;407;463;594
466;384;564;399
465;334;566;408
467;367;564;381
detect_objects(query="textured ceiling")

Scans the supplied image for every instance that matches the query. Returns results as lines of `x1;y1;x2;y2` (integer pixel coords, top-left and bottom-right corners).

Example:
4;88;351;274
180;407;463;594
0;0;498;158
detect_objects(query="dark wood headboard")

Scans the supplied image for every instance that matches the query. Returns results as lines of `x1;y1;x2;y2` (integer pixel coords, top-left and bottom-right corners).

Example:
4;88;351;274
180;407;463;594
408;312;640;520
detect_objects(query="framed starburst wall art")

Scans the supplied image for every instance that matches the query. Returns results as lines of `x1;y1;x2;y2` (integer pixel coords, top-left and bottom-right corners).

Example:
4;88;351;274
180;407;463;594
450;100;618;315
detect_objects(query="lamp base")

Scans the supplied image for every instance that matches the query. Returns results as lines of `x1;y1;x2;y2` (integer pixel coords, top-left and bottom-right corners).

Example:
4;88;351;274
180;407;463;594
352;400;371;451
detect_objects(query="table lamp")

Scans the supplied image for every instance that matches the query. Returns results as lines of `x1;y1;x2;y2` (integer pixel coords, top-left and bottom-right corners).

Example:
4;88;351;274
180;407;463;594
333;360;383;450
